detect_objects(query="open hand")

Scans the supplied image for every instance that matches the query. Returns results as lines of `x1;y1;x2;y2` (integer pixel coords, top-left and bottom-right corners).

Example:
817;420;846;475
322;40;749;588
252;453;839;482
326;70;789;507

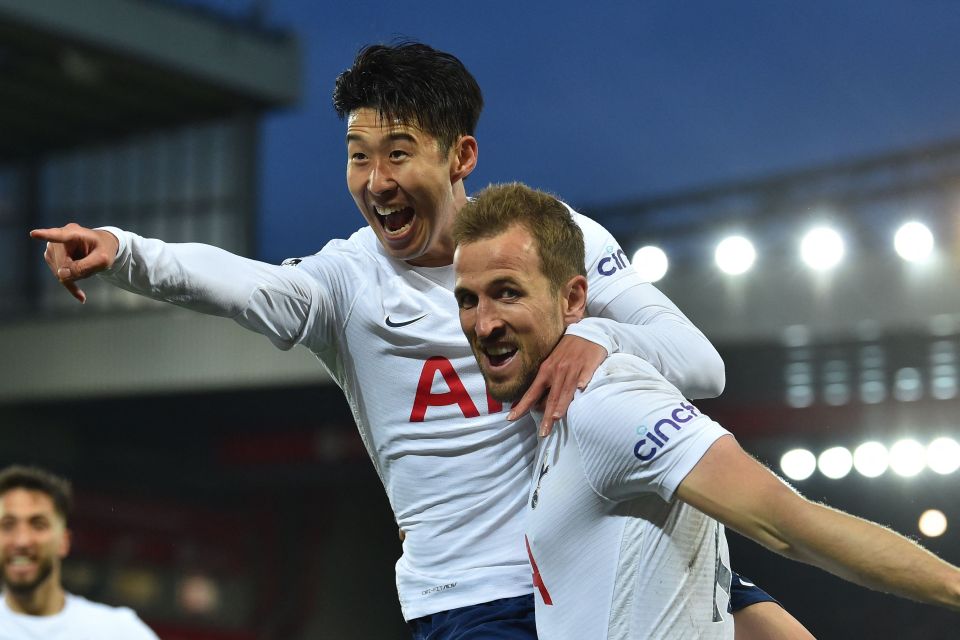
508;335;607;437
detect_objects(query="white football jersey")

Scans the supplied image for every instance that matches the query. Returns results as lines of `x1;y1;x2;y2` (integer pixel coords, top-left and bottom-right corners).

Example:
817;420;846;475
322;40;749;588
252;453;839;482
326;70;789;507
526;354;734;640
0;593;159;640
100;209;720;620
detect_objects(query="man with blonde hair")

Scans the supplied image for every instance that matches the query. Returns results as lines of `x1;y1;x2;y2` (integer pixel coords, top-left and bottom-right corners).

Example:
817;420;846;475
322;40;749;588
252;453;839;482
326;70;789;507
453;183;960;639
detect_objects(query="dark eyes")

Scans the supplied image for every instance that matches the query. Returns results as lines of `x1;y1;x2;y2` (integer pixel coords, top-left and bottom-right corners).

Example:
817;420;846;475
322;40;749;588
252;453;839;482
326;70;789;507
349;150;409;162
0;519;50;532
457;293;477;310
457;288;521;310
498;288;521;300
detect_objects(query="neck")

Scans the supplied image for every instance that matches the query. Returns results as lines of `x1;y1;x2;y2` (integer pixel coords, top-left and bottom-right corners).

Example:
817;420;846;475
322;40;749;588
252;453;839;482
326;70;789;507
5;577;65;616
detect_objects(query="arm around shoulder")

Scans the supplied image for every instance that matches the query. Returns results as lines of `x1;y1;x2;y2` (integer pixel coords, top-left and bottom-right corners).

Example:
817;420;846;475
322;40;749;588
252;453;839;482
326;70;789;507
574;211;725;398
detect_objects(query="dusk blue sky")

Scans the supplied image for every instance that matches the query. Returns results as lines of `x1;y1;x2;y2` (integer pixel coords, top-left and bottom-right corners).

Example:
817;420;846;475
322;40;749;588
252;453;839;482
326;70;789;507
255;1;960;263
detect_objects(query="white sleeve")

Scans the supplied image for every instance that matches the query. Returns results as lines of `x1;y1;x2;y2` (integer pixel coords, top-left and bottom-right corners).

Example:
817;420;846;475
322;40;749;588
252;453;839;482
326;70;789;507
570;211;725;399
569;358;731;503
98;227;342;352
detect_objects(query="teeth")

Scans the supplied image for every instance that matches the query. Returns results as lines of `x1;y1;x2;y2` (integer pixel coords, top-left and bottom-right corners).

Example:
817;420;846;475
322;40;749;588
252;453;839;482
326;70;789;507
384;221;412;236
486;345;515;356
10;557;33;566
374;205;406;216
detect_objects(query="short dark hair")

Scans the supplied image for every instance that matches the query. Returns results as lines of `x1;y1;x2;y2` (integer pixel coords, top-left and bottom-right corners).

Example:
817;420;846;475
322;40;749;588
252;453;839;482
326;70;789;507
332;41;484;153
0;465;73;523
453;182;586;292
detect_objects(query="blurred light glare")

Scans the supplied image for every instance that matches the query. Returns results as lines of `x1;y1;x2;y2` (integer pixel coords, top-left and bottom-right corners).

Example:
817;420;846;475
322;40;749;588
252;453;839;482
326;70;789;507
927;437;960;475
894;221;934;263
853;441;889;478
918;509;948;537
715;235;756;275
800;227;844;271
178;575;220;615
889;439;927;477
780;449;816;481
632;246;668;283
817;446;853;479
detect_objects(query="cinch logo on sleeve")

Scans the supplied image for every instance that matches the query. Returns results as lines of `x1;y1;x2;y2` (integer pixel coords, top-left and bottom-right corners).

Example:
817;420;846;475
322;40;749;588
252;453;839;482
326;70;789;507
633;401;700;461
597;245;629;276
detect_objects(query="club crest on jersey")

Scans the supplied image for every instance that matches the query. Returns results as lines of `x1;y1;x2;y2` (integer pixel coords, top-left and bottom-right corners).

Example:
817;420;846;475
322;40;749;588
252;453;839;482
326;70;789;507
530;462;549;509
597;244;629;276
633;401;700;461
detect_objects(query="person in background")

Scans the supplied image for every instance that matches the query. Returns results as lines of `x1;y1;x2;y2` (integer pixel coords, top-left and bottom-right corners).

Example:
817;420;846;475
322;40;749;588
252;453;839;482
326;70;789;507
0;465;159;640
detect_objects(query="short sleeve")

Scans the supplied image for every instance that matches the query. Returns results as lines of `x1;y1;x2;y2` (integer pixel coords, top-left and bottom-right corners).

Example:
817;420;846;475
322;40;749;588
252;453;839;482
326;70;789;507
569;355;731;503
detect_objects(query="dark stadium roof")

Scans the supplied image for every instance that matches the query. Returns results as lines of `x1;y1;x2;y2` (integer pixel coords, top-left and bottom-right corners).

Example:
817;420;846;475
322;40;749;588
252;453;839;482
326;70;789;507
0;0;300;160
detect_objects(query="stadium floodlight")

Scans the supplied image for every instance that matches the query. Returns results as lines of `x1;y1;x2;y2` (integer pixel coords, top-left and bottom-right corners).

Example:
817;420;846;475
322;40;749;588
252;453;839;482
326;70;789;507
714;235;756;275
780;448;816;481
918;509;948;538
927;437;960;475
817;446;853;479
800;227;844;271
889;439;927;477
853;441;889;478
632;246;668;283
894;221;934;263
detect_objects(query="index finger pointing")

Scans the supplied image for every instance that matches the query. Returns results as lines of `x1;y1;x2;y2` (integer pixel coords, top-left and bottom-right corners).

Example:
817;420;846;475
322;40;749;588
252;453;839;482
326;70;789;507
30;228;71;243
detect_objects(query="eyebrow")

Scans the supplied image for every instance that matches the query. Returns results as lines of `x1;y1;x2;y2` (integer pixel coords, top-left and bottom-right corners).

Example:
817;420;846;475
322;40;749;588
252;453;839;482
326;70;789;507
454;277;521;298
488;276;522;288
346;131;419;145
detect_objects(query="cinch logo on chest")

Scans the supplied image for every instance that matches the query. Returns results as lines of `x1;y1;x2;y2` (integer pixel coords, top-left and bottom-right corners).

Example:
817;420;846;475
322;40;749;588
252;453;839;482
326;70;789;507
409;356;503;422
633;401;700;461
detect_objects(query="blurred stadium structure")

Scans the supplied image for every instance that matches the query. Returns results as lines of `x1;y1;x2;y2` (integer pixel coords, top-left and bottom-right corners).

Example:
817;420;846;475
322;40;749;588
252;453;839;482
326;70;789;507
1;1;958;638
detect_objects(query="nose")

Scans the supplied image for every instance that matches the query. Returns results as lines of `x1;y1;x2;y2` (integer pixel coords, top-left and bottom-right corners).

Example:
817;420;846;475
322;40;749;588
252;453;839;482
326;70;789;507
9;523;31;548
367;159;396;196
474;298;504;340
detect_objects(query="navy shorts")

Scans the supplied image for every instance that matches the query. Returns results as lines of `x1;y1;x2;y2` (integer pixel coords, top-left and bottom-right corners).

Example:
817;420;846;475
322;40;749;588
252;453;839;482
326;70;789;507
408;594;536;640
729;571;780;613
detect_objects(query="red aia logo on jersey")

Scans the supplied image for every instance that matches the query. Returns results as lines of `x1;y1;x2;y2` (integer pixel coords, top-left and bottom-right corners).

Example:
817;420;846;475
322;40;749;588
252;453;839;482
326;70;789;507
525;535;553;605
409;356;503;422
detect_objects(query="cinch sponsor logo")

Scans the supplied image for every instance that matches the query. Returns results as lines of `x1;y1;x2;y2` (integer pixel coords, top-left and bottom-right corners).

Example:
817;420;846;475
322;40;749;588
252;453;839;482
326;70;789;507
633;402;700;461
597;245;629;276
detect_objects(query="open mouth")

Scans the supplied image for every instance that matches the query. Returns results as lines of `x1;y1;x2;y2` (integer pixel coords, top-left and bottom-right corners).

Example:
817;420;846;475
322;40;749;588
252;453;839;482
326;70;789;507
6;556;37;574
483;343;518;369
375;205;416;237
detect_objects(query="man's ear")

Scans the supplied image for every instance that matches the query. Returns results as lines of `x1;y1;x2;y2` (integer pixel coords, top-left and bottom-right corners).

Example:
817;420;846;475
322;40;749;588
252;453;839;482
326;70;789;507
562;275;588;324
449;135;478;184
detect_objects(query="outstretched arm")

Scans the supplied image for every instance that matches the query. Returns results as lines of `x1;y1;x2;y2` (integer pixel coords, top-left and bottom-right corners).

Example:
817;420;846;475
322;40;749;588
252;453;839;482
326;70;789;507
30;223;334;351
678;436;960;611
